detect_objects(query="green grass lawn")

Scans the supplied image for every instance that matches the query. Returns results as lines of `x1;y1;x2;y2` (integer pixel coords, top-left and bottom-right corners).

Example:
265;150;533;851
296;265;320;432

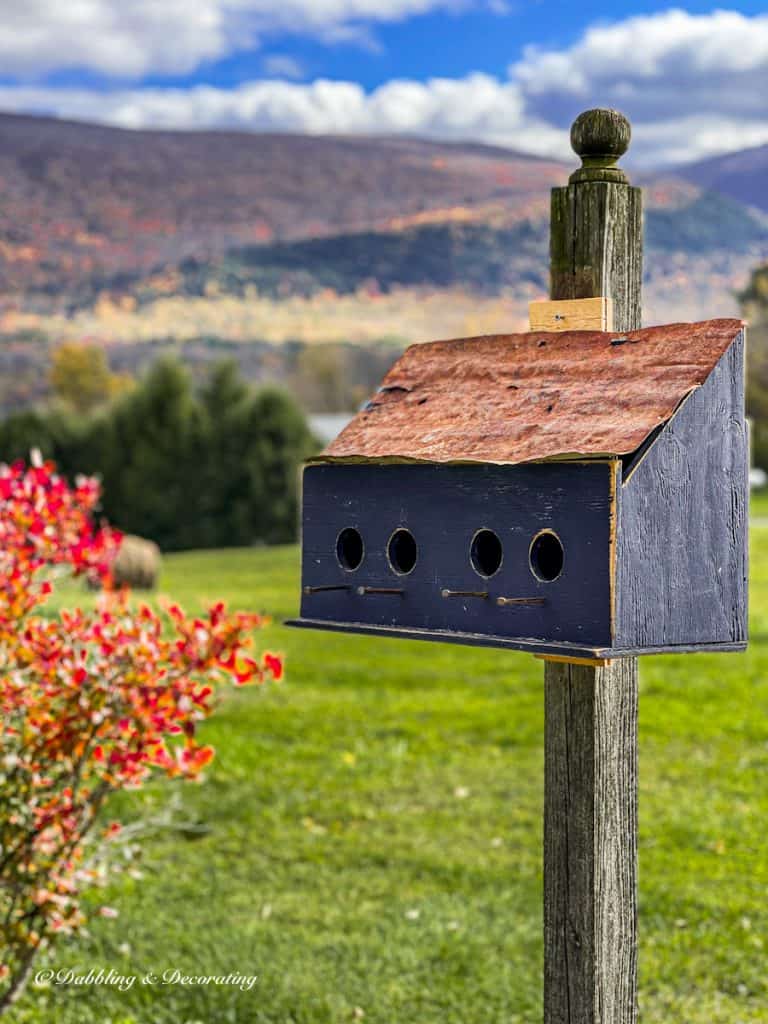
751;487;768;519
8;518;768;1023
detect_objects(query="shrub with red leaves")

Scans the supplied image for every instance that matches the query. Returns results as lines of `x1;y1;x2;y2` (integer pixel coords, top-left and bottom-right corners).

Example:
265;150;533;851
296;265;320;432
0;457;281;1010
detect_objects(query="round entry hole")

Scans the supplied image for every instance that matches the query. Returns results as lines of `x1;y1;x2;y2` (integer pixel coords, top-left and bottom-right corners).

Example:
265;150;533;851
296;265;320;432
529;530;564;582
388;529;417;575
336;527;364;571
470;529;503;578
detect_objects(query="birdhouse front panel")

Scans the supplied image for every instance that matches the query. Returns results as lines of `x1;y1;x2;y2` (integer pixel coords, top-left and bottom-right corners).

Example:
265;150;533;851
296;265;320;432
290;318;748;658
301;461;616;653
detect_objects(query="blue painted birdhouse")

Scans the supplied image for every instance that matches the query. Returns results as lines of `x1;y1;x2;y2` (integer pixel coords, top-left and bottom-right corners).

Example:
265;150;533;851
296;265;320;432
289;318;748;659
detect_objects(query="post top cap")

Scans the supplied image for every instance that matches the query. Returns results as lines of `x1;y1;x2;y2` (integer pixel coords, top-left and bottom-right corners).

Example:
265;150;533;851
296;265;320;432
569;108;631;184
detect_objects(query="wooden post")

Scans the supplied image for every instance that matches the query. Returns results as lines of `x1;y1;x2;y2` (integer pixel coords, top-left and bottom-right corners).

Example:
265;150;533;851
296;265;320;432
544;109;641;1024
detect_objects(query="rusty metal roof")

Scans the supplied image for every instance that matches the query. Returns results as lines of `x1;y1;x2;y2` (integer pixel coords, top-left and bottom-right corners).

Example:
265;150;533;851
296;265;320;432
320;318;744;465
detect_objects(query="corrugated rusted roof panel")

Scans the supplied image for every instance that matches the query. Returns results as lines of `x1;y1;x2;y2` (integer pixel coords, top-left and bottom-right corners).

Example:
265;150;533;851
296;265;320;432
321;318;743;465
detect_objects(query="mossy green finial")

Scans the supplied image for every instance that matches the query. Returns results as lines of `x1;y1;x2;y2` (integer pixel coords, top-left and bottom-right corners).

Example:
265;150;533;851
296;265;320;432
569;108;631;184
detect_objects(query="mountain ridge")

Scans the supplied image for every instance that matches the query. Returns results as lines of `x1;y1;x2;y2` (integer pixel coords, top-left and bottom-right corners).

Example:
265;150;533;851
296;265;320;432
676;141;768;213
0;111;567;310
0;110;765;327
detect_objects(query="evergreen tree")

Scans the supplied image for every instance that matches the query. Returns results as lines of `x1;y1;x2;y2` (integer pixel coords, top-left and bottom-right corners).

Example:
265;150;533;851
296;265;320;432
198;360;253;548
246;387;313;544
0;410;56;463
97;359;201;550
740;265;768;471
0;357;315;551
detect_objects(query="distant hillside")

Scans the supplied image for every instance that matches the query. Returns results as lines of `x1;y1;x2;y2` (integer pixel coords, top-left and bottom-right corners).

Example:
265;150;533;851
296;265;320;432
0;110;766;347
171;193;765;303
678;143;768;213
0;112;563;310
178;220;549;300
645;192;767;252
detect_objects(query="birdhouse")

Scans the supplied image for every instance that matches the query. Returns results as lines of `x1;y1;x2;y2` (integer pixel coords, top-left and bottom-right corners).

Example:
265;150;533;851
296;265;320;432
289;318;748;659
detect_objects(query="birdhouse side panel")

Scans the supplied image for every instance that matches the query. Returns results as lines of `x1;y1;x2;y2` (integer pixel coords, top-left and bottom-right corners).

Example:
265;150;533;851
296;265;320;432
615;330;748;651
300;462;616;650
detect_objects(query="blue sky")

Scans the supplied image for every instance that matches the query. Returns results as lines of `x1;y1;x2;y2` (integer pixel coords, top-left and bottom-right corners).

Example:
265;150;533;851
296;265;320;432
140;0;768;97
0;2;767;166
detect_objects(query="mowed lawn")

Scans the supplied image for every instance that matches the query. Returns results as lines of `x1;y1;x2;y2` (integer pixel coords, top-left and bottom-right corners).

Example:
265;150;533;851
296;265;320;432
9;512;768;1023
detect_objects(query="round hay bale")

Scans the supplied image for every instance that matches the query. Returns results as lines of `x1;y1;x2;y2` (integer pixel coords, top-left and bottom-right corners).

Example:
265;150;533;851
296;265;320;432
112;534;161;590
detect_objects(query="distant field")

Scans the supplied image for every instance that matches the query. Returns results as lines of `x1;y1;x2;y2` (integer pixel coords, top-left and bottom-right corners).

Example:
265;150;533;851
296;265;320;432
10;519;768;1023
0;261;749;351
3;286;535;347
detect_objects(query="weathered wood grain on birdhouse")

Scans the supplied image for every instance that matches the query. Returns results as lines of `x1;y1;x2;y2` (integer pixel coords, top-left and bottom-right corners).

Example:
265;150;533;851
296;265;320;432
616;329;748;649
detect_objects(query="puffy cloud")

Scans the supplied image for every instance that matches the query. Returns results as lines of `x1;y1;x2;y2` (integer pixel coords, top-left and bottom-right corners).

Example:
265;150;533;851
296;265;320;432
630;114;768;168
513;9;768;142
0;0;234;78
507;7;768;163
0;0;468;78
1;8;768;167
0;76;568;157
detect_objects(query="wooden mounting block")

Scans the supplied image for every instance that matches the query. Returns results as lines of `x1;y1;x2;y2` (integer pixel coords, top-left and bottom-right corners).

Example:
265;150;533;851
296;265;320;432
529;296;613;333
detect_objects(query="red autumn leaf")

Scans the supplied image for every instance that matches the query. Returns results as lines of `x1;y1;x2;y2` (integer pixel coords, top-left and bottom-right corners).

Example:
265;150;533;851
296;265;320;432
264;652;284;681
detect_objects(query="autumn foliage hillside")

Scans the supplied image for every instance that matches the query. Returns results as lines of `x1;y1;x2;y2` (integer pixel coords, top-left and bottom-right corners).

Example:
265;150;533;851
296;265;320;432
0;112;564;311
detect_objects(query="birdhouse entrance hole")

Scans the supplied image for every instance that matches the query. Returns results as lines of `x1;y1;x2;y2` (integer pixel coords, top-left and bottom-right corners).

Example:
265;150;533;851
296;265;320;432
529;530;564;582
471;529;503;578
388;528;418;575
336;527;364;571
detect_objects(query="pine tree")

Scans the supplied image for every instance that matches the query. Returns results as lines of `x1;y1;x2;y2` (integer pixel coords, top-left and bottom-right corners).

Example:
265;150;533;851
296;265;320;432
740;265;768;471
97;359;200;550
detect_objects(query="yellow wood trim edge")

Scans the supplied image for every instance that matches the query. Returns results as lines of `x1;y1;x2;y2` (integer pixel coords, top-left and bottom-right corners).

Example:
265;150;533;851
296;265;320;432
535;654;614;668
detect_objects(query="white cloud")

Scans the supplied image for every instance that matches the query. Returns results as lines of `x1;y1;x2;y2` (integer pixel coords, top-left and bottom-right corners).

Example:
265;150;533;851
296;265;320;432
0;0;468;78
0;76;568;157
629;115;768;167
261;55;305;80
1;8;768;167
514;9;768;128
505;8;768;165
0;0;232;78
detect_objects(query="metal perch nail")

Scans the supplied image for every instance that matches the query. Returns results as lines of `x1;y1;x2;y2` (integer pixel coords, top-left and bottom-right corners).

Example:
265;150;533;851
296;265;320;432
303;584;352;594
441;589;489;599
357;586;404;596
496;596;546;607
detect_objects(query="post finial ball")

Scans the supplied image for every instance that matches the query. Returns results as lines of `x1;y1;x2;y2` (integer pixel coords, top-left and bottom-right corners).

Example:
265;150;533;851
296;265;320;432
569;108;631;184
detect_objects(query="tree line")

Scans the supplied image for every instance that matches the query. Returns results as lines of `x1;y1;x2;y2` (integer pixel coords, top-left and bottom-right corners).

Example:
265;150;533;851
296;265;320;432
0;358;315;551
741;263;768;473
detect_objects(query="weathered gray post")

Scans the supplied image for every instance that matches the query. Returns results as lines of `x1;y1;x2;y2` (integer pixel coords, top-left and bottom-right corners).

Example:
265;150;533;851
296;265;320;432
544;109;641;1024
